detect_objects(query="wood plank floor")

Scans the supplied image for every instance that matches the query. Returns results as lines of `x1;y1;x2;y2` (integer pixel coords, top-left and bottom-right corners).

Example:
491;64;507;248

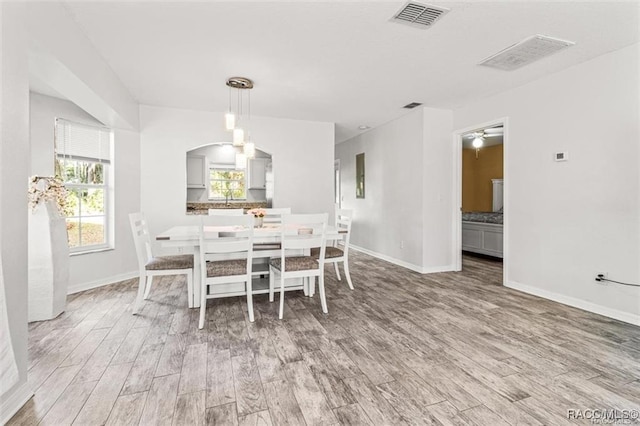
9;252;640;425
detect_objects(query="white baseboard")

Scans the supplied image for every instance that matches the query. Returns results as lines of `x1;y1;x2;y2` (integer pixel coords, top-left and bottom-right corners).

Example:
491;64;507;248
506;280;640;326
1;381;33;425
67;271;138;295
349;244;454;275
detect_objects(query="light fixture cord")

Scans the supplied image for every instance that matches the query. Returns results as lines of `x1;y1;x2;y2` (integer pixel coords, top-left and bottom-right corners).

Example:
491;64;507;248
237;88;241;124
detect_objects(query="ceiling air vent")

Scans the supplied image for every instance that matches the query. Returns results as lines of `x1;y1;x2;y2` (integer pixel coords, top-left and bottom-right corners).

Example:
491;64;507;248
391;2;450;29
403;102;422;109
479;34;575;71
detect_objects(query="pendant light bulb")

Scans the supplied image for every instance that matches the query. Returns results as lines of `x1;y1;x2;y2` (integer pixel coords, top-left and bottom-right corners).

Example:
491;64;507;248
244;141;256;159
225;112;236;131
233;128;245;146
472;137;484;148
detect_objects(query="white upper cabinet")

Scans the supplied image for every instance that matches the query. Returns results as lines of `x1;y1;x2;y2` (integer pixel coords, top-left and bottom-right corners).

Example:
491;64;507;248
187;155;207;188
248;158;267;190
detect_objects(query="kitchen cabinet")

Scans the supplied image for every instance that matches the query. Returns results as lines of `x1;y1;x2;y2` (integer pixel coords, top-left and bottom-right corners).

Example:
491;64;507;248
187;155;207;189
248;158;267;189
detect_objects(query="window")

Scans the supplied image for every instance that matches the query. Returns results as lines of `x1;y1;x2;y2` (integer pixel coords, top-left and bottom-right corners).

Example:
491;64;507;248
55;119;113;253
209;166;246;200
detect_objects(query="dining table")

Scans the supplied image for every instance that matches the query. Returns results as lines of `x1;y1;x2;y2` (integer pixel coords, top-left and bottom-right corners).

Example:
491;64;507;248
156;223;343;308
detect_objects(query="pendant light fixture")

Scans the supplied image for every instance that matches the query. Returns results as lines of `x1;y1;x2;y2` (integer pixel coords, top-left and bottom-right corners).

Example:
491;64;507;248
244;141;256;159
225;77;252;145
233;128;245;146
224;77;256;164
224;113;235;131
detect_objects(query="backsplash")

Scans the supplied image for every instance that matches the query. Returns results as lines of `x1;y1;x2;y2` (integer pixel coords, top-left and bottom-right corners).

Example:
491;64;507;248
186;201;268;215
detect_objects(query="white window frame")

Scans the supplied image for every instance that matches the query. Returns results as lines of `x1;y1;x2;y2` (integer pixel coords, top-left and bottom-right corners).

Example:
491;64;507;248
55;118;115;255
208;164;247;201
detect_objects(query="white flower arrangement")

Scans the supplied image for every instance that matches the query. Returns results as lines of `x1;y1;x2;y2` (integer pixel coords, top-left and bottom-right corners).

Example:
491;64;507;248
28;175;68;216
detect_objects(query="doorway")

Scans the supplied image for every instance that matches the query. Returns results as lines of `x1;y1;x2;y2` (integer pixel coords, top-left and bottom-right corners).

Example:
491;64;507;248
452;118;508;284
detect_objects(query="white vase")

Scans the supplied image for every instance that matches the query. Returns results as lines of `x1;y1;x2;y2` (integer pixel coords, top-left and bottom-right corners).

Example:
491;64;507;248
28;200;69;322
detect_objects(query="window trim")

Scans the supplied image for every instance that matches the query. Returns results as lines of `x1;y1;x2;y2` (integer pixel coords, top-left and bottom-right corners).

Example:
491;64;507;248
55;118;114;254
208;164;247;201
62;177;111;253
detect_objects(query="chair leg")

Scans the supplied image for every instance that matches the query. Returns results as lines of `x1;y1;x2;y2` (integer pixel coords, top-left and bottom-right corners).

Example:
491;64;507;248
278;275;286;320
198;282;207;329
343;259;354;290
186;270;194;309
269;266;275;302
333;262;342;281
133;274;146;315
318;272;328;314
144;275;153;299
246;276;255;323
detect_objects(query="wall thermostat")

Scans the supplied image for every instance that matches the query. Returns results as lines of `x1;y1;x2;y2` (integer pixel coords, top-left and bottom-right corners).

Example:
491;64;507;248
554;151;568;162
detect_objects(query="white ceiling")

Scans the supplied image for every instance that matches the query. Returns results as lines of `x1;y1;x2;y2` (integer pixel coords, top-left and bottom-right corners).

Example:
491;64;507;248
50;1;639;142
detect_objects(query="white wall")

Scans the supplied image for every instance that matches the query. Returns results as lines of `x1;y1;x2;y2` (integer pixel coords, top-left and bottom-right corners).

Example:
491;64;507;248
335;107;455;272
27;2;138;130
422;108;455;271
29;93;141;293
336;110;424;270
0;2;32;420
454;44;640;323
140;105;334;249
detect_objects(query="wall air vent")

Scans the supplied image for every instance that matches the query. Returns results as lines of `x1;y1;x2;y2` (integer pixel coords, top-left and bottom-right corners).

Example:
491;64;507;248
403;102;423;109
479;34;575;71
391;2;450;29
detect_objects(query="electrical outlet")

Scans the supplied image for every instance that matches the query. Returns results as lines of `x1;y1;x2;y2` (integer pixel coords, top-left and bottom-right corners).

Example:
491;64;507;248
400;240;405;249
595;272;608;284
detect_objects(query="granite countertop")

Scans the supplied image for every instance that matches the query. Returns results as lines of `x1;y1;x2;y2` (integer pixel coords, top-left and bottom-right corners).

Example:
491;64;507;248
186;201;268;215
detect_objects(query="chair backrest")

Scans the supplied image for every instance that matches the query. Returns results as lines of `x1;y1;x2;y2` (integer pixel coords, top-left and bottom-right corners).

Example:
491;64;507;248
279;213;328;268
208;208;244;216
129;212;153;270
263;207;292;225
335;208;353;251
199;214;254;278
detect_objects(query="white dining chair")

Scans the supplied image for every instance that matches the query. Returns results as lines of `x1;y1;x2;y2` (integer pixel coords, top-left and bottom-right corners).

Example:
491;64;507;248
269;213;328;319
129;212;194;314
312;208;354;290
208;208;244;216
199;214;254;328
253;207;292;256
262;207;291;225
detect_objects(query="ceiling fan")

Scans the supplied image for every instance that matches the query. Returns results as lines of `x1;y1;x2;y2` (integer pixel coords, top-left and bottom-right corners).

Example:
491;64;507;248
464;127;503;148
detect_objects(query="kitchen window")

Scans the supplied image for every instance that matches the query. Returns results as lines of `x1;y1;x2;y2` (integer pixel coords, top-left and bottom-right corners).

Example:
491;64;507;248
209;166;246;200
55;118;114;253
